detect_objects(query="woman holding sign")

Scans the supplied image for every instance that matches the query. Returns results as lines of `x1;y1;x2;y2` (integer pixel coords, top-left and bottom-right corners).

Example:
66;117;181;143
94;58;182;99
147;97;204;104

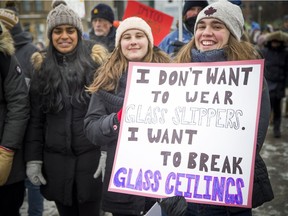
84;17;171;216
172;1;274;216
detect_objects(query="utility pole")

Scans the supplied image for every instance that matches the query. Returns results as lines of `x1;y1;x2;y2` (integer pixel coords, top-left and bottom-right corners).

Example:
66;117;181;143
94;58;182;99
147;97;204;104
178;0;183;41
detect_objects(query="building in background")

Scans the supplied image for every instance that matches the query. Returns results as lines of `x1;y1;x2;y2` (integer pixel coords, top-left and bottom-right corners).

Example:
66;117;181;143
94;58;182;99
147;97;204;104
0;1;287;43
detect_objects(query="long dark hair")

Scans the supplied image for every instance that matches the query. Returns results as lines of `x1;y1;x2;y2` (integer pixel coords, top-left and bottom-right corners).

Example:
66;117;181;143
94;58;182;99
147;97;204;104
31;31;98;113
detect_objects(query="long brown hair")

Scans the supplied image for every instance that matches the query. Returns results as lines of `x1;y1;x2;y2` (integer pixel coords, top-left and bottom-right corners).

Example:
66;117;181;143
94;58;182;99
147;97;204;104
173;36;261;63
87;43;171;93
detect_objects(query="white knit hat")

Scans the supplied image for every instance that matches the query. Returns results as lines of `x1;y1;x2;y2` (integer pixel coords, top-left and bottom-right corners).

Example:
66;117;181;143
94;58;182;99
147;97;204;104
194;0;244;41
115;17;153;48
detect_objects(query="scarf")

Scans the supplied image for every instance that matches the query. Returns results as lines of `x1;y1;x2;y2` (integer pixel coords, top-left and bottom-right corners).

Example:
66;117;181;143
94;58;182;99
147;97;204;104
191;48;227;62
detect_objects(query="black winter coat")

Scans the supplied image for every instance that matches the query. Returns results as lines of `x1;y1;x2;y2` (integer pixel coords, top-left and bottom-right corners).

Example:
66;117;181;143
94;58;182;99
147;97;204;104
84;72;146;215
261;45;288;99
0;25;30;185
251;79;274;208
5;23;39;186
89;26;116;52
11;22;39;80
25;43;105;205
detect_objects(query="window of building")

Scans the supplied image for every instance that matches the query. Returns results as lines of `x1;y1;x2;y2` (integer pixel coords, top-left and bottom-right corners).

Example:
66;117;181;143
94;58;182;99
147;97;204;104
35;1;43;12
22;0;31;13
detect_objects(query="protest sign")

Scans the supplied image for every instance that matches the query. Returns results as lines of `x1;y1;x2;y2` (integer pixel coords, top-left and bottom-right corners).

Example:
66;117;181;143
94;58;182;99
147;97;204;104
109;60;264;208
122;0;173;46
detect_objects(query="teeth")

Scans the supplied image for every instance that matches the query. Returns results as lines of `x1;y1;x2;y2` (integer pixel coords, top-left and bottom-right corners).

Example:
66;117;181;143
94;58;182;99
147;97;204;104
202;41;214;45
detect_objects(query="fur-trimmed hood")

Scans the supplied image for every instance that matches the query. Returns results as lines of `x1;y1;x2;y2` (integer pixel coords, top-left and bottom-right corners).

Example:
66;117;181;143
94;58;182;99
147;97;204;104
265;30;288;44
0;21;15;55
31;43;108;71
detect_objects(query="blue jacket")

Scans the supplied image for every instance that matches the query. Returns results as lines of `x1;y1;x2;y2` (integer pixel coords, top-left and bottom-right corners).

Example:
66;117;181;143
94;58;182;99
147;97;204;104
158;24;193;54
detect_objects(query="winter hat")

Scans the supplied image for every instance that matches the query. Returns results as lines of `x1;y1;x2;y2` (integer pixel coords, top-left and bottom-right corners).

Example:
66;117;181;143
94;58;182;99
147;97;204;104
0;8;18;30
91;3;114;24
0;2;24;36
183;0;208;16
195;0;244;41
1;2;24;35
46;0;83;38
115;17;153;48
265;30;288;44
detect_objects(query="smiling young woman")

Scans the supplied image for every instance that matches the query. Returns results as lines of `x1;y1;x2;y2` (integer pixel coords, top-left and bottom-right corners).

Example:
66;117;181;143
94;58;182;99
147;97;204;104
84;17;172;216
172;1;274;216
25;1;108;216
51;25;78;54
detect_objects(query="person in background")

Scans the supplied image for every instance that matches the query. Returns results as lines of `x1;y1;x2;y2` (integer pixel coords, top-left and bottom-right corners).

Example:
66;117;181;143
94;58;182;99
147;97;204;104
0;20;30;216
84;16;171;216
35;41;45;51
261;30;288;138
248;20;261;46
158;0;208;55
24;1;108;216
88;3;116;52
257;24;274;49
0;1;44;215
282;15;288;33
173;1;274;215
1;1;38;82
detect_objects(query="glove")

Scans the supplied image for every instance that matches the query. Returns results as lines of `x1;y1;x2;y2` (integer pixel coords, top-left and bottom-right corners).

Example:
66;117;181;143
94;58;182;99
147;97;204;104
158;196;187;216
117;108;123;122
94;151;107;182
0;146;14;186
26;161;47;186
172;40;186;54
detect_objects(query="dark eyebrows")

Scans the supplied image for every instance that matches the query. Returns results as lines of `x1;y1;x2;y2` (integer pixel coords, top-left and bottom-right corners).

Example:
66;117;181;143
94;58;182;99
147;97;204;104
198;19;225;26
211;20;225;26
53;26;76;31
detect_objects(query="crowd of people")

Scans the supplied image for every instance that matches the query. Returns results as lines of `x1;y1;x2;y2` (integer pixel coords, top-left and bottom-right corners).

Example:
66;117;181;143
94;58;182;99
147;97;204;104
246;16;288;139
1;0;287;215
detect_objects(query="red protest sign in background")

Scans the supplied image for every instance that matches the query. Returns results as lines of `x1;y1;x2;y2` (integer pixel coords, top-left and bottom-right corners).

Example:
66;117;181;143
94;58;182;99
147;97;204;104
122;0;174;46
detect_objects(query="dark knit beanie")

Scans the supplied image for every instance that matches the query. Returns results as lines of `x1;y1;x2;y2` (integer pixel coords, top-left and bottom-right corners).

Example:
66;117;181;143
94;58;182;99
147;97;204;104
91;3;114;24
183;0;208;16
46;0;83;38
4;1;19;15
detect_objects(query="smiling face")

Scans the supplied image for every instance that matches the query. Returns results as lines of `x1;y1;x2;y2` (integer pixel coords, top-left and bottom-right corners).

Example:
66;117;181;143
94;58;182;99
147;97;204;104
52;24;78;54
120;29;149;61
195;18;230;51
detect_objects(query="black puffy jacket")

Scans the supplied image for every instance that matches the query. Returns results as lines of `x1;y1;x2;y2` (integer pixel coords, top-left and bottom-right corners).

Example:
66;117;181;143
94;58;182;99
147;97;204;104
84;72;146;215
0;23;30;185
25;41;107;205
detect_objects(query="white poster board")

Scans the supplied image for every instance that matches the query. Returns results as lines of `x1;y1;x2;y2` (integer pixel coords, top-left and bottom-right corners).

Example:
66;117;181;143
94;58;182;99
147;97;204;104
109;60;264;208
